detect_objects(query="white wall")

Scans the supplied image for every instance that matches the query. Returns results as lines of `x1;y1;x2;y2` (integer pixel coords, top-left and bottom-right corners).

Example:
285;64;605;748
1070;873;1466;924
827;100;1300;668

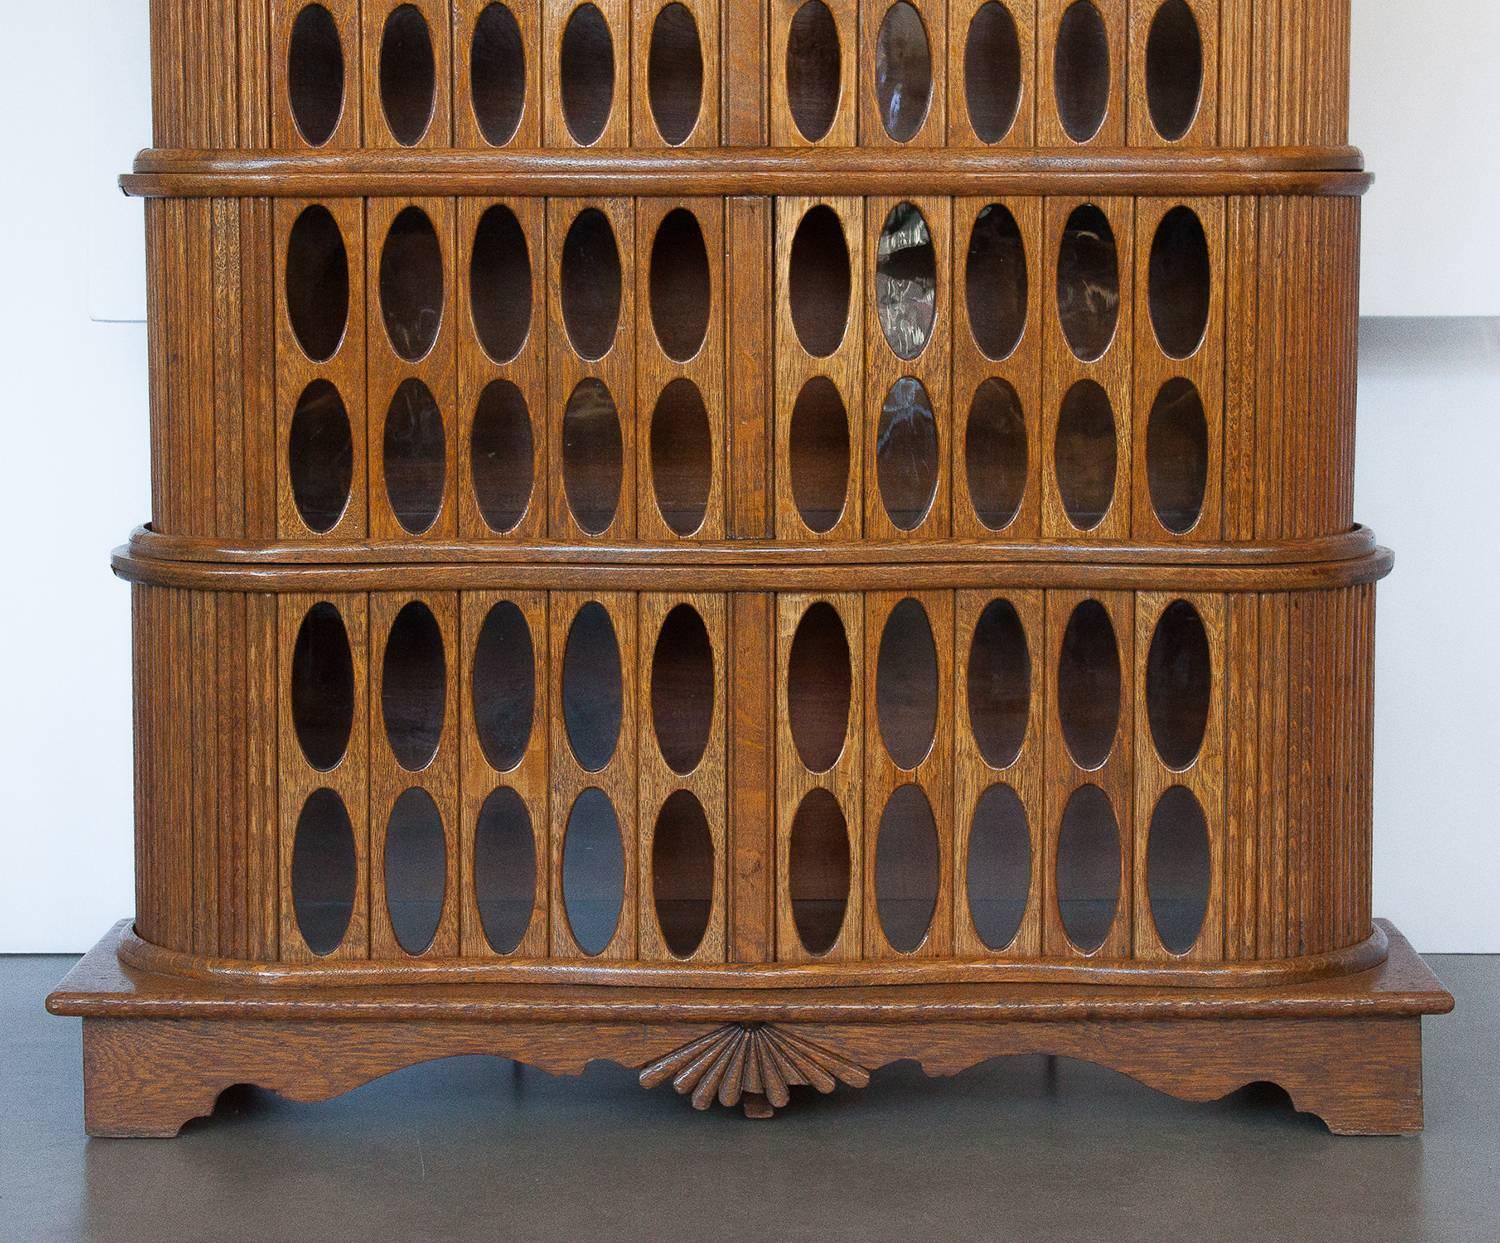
0;5;1495;953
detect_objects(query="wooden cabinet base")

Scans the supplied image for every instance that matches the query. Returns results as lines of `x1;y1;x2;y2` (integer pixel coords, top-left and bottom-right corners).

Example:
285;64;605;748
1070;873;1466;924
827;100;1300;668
49;921;1452;1138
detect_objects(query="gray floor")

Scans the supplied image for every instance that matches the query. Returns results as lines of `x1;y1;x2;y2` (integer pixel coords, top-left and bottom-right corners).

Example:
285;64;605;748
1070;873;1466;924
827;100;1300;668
5;957;1496;1243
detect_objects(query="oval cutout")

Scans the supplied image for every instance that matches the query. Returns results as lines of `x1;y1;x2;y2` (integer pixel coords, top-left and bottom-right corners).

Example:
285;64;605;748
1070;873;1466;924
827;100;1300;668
471;600;535;773
560;3;615;145
470;205;532;365
875;2;933;142
470;3;527;146
1055;378;1117;531
1054;0;1110;142
285;205;350;364
876;785;940;953
652;789;715;958
474;787;536;954
877;599;940;771
1056;784;1121;952
650;208;712;363
379;206;444;362
648;3;704;145
562;378;623;535
380;5;436;145
1146;0;1203;142
789;787;851;955
967;599;1032;770
965;378;1028;531
562;788;625;955
291;602;356;772
789;205;852;358
967;784;1032;949
652;604;715;776
1058;599;1122;771
964;2;1023;143
563;602;624;773
383;378;447;535
471;379;534;534
789;376;851;533
966;203;1028;362
877;378;939;531
291;788;357;956
650;379;712;537
786;0;842;142
288;4;345;147
383;787;447;955
289;379;354;534
1149;205;1212;360
1147;785;1211;954
1147;377;1208;534
787;602;852;774
876;202;937;361
560;208;622;361
1057;204;1119;363
382;601;447;772
1147;599;1213;770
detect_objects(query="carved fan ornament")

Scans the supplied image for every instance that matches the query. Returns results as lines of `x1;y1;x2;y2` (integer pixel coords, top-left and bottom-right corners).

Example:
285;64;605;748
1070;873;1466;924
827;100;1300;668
640;1025;870;1118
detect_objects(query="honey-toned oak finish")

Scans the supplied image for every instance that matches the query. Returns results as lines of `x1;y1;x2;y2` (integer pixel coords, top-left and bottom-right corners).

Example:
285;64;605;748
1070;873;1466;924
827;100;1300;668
51;0;1451;1136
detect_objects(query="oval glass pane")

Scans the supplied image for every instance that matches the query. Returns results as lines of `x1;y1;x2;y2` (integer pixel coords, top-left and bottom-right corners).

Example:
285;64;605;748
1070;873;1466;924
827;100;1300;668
789;205;852;358
1057;599;1122;771
650;208;712;364
787;602;852;774
563;602;623;773
1146;0;1203;142
471;600;535;773
474;787;536;954
964;2;1022;143
562;788;625;956
379;206;444;362
1146;377;1208;534
383;787;447;955
877;377;939;531
289;379;353;534
1056;784;1121;952
380;5;436;146
470;204;532;365
965;378;1028;531
652;789;715;958
1149;205;1212;360
560;3;615;145
291;602;355;772
652;604;715;776
877;599;940;771
786;0;842;142
966;203;1028;362
562;378;623;535
876;785;940;953
648;3;704;145
1147;599;1213;770
1147;786;1211;954
1055;379;1117;531
1054;0;1110;142
967;784;1032;950
560;208;622;361
471;379;534;534
381;601;447;773
383;378;447;535
875;2;933;142
650;379;712;537
967;599;1032;770
286;205;349;364
470;3;526;146
288;4;345;147
789;376;851;533
789;788;850;955
291;788;357;956
1057;204;1119;363
876;202;937;361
